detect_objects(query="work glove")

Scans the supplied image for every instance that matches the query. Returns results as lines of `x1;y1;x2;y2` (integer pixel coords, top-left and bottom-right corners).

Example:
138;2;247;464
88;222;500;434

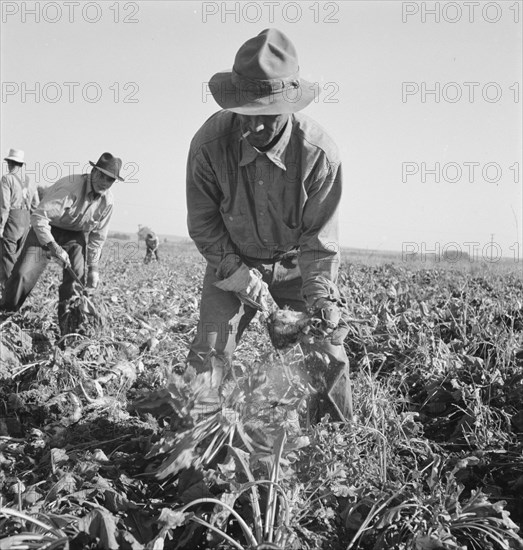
86;267;100;289
309;297;350;346
44;241;71;268
242;267;268;307
214;254;269;310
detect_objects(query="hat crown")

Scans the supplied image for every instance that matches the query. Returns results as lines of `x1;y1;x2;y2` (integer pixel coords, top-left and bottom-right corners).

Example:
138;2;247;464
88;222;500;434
233;28;299;81
4;148;25;164
96;152;121;170
91;152;124;181
208;28;316;114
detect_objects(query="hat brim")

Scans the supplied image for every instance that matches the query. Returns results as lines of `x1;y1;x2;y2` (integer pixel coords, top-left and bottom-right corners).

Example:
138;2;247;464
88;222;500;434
89;161;124;181
209;71;317;115
4;157;25;165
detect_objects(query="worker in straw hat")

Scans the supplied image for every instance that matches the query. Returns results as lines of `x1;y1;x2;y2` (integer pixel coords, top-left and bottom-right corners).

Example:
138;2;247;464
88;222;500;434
0;152;124;336
186;28;352;421
0;149;39;290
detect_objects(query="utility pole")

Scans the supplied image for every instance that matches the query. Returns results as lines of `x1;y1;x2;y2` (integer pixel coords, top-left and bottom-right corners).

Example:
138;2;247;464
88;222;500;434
488;233;495;262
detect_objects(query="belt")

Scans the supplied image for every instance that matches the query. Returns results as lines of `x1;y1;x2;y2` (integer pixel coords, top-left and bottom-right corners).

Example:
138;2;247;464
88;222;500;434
242;247;299;267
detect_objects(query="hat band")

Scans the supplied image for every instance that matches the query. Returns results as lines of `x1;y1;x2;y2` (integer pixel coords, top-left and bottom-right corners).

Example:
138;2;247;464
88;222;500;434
231;68;300;95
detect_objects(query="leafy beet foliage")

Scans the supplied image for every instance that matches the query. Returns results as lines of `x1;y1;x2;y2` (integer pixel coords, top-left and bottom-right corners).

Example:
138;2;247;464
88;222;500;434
1;241;522;549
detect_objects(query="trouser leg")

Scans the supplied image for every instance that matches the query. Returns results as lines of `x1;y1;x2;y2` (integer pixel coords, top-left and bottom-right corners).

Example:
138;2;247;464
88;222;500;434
187;257;352;421
0;237;21;285
303;339;353;422
0;229;49;311
187;263;257;379
262;255;307;312
0;210;30;286
0;238;16;287
52;228;86;330
186;258;304;373
263;256;353;422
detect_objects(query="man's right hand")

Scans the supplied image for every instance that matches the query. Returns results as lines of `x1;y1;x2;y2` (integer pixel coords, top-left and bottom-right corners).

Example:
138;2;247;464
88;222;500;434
44;241;70;268
241;268;268;306
214;255;269;310
86;268;100;289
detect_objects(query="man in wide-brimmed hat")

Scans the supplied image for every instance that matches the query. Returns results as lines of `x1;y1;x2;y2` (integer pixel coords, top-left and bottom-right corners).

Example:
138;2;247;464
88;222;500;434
0;152;124;336
0;149;39;289
186;28;351;421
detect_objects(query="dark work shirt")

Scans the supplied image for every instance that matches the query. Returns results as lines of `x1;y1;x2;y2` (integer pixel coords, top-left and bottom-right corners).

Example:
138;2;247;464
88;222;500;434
186;110;342;305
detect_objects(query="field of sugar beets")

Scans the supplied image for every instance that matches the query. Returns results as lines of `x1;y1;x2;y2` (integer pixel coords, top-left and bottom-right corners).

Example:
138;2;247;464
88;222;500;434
1;239;523;550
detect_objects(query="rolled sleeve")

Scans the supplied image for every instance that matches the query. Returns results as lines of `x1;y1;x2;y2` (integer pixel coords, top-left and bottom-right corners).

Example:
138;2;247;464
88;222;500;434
299;161;342;307
29;180;40;211
30;194;68;245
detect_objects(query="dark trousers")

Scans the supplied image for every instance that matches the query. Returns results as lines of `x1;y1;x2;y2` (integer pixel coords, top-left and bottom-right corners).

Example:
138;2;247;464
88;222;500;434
187;256;352;420
144;247;160;263
0;209;30;286
187;256;307;370
0;227;86;323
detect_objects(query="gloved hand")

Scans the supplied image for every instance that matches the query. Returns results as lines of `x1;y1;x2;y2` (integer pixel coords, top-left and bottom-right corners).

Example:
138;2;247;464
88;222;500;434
242;267;268;306
310;297;350;346
214;255;269;309
44;241;70;268
86;267;100;289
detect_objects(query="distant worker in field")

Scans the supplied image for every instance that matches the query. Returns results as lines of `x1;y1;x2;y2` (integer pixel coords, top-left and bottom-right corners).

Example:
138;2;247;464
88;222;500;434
186;29;351;420
144;231;160;263
0;149;39;290
0;152;124;335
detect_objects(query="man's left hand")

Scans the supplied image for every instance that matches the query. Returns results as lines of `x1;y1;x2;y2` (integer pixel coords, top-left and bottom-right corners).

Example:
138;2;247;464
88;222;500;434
86;268;100;289
310;298;350;345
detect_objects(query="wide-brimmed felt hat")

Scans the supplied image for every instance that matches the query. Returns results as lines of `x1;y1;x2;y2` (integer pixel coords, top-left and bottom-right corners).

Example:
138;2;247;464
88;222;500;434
89;152;124;181
209;28;317;115
4;149;25;165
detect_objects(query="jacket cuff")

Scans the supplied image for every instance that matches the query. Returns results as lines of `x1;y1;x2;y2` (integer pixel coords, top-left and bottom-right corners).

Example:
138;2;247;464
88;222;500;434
43;241;60;254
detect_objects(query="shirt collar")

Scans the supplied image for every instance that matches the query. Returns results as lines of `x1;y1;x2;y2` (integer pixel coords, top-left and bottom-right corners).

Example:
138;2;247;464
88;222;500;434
239;116;292;171
86;174;101;200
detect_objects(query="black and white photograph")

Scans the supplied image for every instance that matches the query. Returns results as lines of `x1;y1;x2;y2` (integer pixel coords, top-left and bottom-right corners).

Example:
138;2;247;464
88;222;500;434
1;1;522;548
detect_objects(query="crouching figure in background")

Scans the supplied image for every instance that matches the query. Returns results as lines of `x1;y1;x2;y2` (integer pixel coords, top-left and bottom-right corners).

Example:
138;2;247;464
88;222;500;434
144;232;160;263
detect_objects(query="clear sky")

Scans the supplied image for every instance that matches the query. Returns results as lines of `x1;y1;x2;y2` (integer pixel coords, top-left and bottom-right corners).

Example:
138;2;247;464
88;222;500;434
1;0;522;261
